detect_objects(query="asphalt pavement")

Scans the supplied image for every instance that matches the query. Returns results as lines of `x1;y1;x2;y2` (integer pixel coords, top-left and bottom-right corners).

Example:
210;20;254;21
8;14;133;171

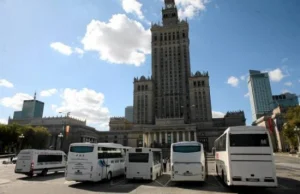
0;155;299;194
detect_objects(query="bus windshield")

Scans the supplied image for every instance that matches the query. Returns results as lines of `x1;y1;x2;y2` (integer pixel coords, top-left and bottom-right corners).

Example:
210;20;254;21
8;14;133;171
230;134;270;147
70;146;94;153
129;153;149;163
173;145;201;153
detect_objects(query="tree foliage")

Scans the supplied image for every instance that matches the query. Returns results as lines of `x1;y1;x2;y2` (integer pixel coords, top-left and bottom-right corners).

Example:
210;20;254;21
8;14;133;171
283;106;300;149
0;124;50;153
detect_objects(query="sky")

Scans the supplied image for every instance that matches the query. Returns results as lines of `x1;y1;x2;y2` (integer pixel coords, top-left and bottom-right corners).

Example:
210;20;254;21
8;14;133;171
0;0;300;130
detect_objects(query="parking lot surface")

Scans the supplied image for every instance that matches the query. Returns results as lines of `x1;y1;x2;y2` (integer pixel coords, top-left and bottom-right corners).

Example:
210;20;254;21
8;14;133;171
1;155;300;194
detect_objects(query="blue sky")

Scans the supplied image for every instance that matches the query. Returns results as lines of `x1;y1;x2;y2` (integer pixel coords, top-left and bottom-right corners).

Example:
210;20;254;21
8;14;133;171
0;0;299;130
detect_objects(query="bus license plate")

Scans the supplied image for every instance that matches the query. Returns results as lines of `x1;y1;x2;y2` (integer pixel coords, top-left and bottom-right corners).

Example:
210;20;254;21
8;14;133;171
246;178;259;182
183;172;192;176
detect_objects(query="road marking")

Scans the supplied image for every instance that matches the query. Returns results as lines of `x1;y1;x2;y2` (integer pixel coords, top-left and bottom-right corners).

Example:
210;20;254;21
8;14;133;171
212;175;224;188
278;184;289;189
164;178;171;187
154;180;164;186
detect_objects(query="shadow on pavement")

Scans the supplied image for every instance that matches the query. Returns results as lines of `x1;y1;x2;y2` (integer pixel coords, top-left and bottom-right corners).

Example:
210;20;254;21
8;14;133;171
68;175;140;193
277;176;300;190
17;172;65;181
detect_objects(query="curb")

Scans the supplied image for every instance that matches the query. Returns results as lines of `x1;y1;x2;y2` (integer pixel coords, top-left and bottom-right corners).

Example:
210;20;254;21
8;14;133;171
0;179;10;185
274;153;300;158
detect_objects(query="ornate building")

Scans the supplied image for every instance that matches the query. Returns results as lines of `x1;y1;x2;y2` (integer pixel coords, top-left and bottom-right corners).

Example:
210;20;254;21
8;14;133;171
106;0;246;153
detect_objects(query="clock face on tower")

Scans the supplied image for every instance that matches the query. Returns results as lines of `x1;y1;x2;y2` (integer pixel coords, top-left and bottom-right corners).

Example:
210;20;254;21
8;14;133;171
167;4;173;8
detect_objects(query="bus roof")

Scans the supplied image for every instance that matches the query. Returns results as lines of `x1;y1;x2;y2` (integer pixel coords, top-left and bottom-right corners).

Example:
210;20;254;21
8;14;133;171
171;141;202;146
128;147;162;152
69;142;126;148
225;126;267;133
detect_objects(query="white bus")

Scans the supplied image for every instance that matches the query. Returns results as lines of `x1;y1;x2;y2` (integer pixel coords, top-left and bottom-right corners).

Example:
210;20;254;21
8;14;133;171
214;126;277;187
171;141;207;182
65;143;128;182
125;147;162;180
15;149;67;177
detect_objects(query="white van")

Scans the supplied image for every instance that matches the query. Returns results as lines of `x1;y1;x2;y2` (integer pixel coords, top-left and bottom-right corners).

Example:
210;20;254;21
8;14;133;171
15;149;67;177
126;147;163;180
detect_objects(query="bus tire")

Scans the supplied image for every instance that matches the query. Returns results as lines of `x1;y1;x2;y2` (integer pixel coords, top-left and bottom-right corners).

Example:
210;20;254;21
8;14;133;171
221;170;225;184
41;169;48;176
107;172;112;181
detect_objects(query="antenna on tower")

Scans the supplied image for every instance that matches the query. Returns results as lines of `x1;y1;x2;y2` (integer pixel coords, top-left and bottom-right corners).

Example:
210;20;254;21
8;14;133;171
34;91;36;100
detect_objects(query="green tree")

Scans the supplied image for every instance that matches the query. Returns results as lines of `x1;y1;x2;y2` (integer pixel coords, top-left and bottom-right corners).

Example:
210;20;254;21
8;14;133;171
283;106;300;150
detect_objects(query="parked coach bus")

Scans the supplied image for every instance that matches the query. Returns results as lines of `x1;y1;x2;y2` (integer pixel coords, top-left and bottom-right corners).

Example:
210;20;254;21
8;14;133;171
65;143;129;182
214;126;277;187
15;149;67;177
171;141;207;182
125;147;162;180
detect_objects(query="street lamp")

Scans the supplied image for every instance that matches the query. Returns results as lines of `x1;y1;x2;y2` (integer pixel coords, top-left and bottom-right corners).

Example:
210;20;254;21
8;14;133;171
294;126;300;154
58;133;64;150
19;134;25;153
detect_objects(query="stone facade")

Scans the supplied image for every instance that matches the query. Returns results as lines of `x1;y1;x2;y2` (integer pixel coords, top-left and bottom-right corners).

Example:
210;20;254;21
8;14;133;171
109;117;133;131
105;0;246;153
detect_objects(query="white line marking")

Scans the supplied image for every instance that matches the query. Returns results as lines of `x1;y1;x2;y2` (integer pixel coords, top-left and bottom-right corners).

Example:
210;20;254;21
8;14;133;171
279;184;289;189
212;175;224;188
164;178;171;187
154;180;164;186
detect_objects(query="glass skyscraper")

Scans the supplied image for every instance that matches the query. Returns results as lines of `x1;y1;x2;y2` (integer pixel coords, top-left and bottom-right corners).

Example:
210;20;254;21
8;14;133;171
248;70;273;121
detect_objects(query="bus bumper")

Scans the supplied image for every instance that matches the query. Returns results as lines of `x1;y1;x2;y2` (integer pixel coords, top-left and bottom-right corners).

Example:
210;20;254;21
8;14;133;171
171;173;206;182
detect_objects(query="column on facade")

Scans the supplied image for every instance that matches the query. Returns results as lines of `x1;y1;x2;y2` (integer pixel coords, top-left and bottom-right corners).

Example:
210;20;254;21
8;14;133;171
165;132;168;144
171;131;174;143
194;131;197;142
159;132;162;144
143;133;147;147
154;132;157;143
183;132;185;141
177;132;179;142
188;131;191;142
148;132;152;147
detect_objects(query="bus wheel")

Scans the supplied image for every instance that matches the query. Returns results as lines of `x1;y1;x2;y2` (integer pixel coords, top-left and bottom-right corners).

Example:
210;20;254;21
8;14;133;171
107;172;112;181
221;171;225;184
41;169;48;176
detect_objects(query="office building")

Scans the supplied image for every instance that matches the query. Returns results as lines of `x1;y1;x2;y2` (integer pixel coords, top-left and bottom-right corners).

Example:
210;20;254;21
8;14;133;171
272;93;299;108
125;106;134;122
13;92;44;119
248;70;273;121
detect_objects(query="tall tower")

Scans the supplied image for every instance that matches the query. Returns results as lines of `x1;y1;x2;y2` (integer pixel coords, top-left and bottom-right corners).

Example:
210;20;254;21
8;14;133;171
151;0;191;122
248;70;273;121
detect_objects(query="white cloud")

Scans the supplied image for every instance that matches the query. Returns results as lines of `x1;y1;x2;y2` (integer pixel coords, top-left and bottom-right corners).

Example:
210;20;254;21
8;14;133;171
0;93;32;110
240;75;246;81
227;76;239;87
284;82;292;87
0;79;14;88
0;118;8;125
212;111;225;118
244;92;250;98
176;0;210;19
40;89;58;97
50;42;73;56
53;88;110;130
121;0;144;19
74;47;84;55
281;89;290;94
268;68;285;82
81;14;151;66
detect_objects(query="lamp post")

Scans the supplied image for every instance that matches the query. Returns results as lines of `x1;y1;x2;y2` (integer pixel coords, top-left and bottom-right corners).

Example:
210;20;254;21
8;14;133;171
19;134;25;153
294;126;300;155
58;133;64;150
